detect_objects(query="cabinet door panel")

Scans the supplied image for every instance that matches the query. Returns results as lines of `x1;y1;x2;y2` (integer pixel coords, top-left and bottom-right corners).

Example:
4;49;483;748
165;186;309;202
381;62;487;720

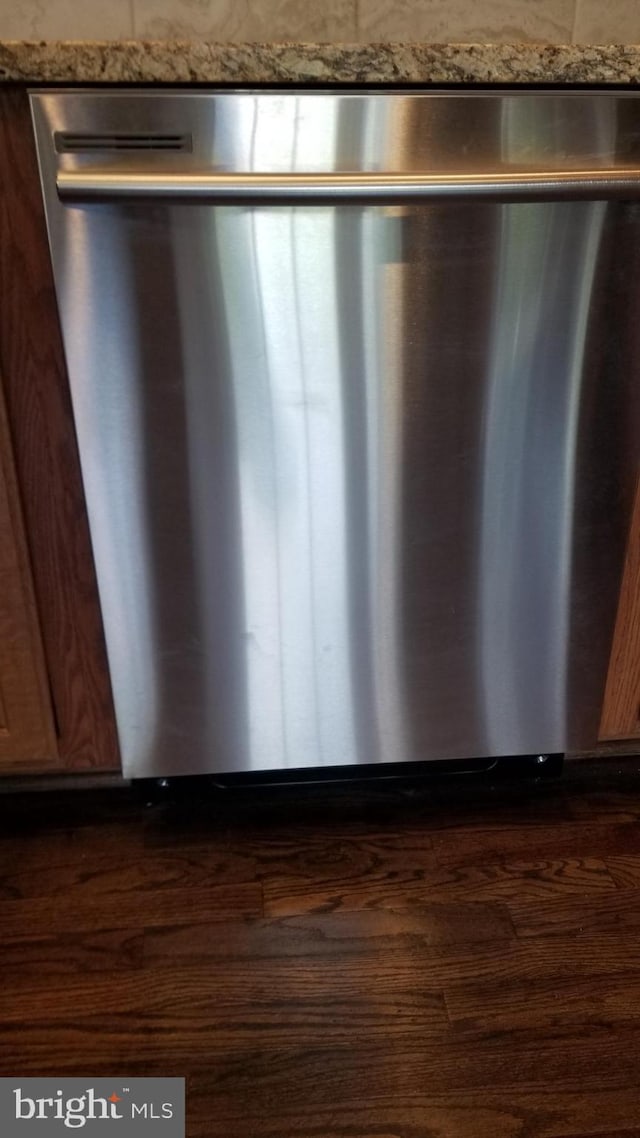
0;377;57;767
0;86;119;771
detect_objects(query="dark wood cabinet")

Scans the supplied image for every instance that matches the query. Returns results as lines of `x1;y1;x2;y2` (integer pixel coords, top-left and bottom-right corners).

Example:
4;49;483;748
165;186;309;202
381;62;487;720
0;371;57;767
0;85;119;773
600;482;640;742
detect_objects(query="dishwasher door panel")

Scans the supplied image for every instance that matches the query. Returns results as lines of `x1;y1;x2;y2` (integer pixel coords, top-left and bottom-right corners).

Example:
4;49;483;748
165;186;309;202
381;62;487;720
30;91;640;777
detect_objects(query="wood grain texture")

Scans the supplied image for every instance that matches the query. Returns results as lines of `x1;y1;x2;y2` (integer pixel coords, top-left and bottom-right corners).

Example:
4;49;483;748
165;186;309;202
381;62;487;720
186;1086;640;1138
3;759;640;1136
0;928;144;974
0;847;258;901
262;855;617;916
0;370;56;766
445;972;640;1032
430;819;640;866
508;887;640;939
0;86;119;770
0;881;263;941
604;854;640;887
142;925;640;986
601;481;640;740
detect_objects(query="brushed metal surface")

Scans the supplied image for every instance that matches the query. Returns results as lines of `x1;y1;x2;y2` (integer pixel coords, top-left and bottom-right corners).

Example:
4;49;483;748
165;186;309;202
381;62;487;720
31;90;640;778
57;167;640;202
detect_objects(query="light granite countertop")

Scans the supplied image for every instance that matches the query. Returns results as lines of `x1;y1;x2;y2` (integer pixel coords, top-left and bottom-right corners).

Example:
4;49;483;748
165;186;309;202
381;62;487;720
1;41;640;85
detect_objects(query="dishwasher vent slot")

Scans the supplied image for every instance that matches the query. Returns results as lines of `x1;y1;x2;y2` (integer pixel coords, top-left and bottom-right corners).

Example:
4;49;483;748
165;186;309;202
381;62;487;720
54;132;192;153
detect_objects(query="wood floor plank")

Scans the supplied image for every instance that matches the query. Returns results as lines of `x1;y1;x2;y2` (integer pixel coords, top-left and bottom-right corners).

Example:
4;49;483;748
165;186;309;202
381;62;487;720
444;973;640;1032
183;1031;640;1110
145;955;492;999
508;888;640;938
0;846;257;901
0;967;448;1042
4;1023;640;1085
0;822;145;875
148;827;439;901
141;903;514;966
186;1100;640;1138
0;882;263;940
0;928;144;973
604;854;640;888
431;821;640;868
558;1132;640;1138
186;1085;640;1138
140;934;640;987
262;857;617;917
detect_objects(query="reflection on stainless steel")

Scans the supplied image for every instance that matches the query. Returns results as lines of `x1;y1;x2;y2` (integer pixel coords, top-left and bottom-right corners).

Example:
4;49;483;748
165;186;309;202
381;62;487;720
56;167;640;202
479;200;607;751
31;90;640;778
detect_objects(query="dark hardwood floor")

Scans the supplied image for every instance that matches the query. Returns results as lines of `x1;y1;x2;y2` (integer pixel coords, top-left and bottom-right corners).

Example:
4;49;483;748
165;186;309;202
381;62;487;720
1;758;640;1137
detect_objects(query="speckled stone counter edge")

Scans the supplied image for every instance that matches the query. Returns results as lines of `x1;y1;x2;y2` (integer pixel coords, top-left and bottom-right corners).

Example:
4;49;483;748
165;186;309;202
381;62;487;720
1;41;640;85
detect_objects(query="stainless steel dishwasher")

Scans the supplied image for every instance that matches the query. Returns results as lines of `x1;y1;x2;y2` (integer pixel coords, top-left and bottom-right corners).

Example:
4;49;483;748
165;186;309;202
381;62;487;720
31;90;640;779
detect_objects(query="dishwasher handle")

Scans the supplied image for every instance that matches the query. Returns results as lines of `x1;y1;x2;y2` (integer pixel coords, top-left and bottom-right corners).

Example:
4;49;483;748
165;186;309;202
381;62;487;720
56;167;640;203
